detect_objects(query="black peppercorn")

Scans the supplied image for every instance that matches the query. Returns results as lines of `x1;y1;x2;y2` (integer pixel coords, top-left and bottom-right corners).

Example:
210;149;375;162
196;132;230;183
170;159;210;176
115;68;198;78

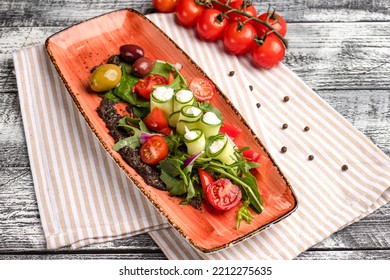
256;103;261;108
228;71;235;76
283;96;290;102
304;126;310;132
308;155;314;161
282;123;288;129
281;146;287;153
342;164;349;171
249;85;253;91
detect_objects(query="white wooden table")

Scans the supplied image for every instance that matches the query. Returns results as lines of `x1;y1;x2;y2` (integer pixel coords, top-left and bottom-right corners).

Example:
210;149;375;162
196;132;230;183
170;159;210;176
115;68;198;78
0;0;389;259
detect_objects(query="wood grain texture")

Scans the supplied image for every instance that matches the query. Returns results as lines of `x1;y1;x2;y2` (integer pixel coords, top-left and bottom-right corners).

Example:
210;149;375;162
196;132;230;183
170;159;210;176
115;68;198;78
1;0;390;27
0;0;389;260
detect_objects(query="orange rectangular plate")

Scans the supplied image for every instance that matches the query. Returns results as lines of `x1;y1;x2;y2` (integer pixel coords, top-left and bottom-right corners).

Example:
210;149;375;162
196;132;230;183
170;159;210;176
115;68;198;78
45;9;298;253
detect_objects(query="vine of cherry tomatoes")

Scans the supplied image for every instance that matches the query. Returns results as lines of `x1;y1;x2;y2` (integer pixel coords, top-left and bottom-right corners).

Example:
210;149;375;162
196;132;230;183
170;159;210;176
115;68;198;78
152;0;288;69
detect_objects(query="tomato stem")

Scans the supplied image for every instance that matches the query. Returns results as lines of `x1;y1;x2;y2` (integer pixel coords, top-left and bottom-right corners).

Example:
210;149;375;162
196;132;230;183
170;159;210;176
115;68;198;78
205;0;288;48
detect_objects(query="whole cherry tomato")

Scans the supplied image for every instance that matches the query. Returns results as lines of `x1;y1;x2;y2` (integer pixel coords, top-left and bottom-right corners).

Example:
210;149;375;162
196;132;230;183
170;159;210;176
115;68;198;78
205;178;242;211
196;8;228;41
152;0;178;13
175;0;205;27
188;76;217;101
252;35;286;69
133;74;167;99
228;1;257;24
140;135;169;165
254;12;287;37
223;21;256;55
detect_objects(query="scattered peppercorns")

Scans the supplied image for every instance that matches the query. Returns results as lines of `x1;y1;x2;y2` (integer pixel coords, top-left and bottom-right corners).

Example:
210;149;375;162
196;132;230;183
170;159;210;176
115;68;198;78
228;70;235;76
256;103;261;108
249;85;253;91
308;155;314;161
281;146;287;153
304;126;310;132
342;164;349;171
282;123;288;129
283;96;290;102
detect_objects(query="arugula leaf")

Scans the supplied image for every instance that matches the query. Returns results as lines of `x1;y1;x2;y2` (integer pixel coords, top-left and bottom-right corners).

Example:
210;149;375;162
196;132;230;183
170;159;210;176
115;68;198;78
165;74;185;91
132;106;150;118
236;200;254;229
117;116;149;133
104;90;121;102
159;157;183;177
149;61;173;78
113;133;141;151
160;170;187;196
113;65;150;108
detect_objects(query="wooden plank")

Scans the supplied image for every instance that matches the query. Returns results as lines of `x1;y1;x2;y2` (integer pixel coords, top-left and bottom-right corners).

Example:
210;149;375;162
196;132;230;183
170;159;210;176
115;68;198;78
296;249;390;260
2;22;390;92
0;252;167;260
1;250;389;260
1;0;390;28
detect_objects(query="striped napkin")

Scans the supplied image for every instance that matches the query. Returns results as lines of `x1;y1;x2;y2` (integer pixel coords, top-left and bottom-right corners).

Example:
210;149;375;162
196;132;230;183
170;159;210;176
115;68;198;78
13;13;390;259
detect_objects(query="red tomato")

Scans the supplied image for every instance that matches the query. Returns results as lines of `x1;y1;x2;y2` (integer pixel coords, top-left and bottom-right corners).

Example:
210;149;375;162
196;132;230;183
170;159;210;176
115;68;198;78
205;178;242;211
133;74;167;99
167;72;175;84
198;168;215;194
188;76;216;101
196;9;228;41
254;12;287;37
143;107;171;135
175;0;205;27
219;121;242;140
243;149;261;163
252;35;286;69
213;0;242;13
140;135;169;165
223;21;256;55
152;0;178;13
228;2;257;24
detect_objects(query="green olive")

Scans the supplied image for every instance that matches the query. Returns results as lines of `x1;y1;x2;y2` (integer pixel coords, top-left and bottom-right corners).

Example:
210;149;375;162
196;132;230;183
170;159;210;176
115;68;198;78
89;64;122;92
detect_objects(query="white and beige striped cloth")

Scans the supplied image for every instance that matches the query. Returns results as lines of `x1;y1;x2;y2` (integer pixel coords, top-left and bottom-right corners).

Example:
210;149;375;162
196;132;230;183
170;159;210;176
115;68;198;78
13;13;390;259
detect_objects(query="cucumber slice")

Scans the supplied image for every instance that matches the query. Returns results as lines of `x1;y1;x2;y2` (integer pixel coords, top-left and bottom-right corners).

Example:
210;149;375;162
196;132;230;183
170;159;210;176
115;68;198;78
168;111;180;127
199;111;222;140
206;134;237;165
183;128;206;155
174;89;195;112
150;87;174;118
176;105;203;134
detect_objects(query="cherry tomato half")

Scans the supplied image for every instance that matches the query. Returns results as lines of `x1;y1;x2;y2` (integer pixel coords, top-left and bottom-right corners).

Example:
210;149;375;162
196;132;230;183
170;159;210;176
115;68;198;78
223;21;256;55
198;168;215;194
152;0;178;13
140;135;169;165
228;2;257;24
196;8;228;41
175;0;205;27
255;12;287;37
133;74;167;99
252;35;286;69
143;107;171;135
205;178;242;211
188;76;216;101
